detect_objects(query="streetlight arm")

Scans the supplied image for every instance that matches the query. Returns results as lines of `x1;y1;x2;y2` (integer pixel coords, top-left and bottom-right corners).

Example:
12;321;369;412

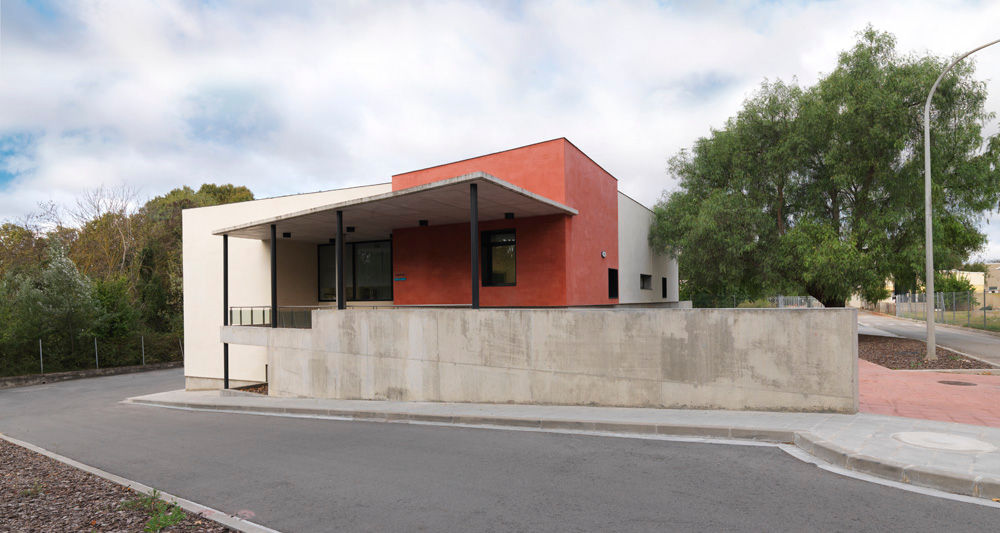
923;37;1000;360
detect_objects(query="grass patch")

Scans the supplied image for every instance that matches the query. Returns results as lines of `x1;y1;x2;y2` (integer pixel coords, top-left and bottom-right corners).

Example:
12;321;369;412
121;489;187;532
19;482;44;497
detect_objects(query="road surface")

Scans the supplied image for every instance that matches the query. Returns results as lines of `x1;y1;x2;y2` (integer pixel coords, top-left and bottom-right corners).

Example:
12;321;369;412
0;369;996;532
859;310;1000;365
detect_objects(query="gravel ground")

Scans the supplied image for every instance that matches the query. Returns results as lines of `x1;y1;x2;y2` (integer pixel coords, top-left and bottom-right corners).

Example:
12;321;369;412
0;438;231;532
858;334;994;370
234;383;267;395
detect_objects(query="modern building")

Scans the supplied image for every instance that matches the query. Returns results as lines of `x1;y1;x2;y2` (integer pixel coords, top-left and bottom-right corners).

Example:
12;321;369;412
183;138;679;390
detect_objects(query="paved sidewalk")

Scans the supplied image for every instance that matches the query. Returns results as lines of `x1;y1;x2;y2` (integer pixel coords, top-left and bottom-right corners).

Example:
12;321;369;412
859;360;1000;428
129;390;1000;502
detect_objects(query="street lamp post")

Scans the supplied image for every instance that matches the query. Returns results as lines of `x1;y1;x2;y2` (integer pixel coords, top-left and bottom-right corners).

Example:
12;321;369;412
923;37;1000;360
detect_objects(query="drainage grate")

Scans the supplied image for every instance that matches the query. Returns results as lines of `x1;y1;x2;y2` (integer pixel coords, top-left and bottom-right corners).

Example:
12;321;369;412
937;380;977;387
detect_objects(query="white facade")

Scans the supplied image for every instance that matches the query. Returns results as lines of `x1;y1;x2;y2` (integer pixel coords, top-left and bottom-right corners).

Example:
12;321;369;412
182;184;391;389
616;192;678;305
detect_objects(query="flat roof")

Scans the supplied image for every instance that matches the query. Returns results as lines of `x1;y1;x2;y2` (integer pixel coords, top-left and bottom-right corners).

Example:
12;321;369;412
215;172;578;243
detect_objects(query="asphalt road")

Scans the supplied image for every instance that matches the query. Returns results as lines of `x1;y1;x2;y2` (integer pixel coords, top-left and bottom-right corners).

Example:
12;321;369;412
0;369;996;532
859;310;1000;365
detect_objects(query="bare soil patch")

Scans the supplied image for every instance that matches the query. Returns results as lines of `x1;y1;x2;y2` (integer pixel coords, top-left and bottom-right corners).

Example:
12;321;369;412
0;438;231;532
858;334;994;370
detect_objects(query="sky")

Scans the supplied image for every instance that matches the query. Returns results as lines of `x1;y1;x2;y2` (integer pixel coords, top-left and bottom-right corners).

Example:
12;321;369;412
1;0;999;260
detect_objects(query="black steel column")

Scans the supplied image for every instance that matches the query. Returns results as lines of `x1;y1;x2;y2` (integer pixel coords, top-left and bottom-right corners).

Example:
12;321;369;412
270;224;277;328
470;183;479;309
223;234;229;389
336;210;345;310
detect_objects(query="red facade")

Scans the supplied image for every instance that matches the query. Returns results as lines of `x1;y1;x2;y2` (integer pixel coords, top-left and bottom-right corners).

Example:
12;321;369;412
390;139;619;307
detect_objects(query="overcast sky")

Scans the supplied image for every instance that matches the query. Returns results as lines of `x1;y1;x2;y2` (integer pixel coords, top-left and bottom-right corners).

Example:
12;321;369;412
1;0;999;259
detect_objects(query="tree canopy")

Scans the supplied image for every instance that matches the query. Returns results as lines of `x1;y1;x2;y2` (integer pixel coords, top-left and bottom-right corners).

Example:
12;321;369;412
651;28;1000;307
0;183;252;377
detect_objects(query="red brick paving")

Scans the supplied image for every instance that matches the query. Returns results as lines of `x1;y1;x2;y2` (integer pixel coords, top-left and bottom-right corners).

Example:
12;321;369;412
859;359;1000;427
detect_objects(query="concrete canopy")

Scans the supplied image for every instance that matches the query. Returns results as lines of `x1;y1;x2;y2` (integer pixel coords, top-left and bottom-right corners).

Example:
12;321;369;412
213;172;579;243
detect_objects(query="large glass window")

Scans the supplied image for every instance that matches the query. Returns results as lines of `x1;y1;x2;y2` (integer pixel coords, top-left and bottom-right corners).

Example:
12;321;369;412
318;240;390;301
482;229;515;286
318;245;336;301
354;241;392;300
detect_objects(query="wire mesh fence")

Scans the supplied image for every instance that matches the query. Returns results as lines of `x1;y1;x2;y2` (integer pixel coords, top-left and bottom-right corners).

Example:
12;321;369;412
689;294;824;309
2;332;183;379
893;291;1000;332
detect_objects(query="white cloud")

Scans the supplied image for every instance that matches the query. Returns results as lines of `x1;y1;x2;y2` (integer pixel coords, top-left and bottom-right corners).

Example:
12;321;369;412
0;0;998;255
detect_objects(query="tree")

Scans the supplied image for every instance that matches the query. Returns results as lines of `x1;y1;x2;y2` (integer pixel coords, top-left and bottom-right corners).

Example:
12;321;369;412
652;27;1000;307
2;244;100;374
934;272;975;294
0;182;253;376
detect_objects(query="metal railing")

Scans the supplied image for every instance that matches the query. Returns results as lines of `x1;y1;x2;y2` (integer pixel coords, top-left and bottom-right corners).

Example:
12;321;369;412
690;294;824;309
228;306;326;329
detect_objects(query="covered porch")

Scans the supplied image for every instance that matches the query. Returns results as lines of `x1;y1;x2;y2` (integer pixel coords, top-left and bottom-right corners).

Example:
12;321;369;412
214;172;577;386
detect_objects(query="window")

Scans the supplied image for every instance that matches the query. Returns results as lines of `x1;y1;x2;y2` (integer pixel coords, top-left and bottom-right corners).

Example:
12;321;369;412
354;241;392;300
640;274;652;290
317;240;391;301
482;229;516;286
608;268;618;299
662;277;667;299
318;245;337;301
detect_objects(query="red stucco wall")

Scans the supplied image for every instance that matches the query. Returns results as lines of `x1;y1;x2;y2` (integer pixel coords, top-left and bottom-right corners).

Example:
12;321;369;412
391;139;568;203
389;138;618;307
392;215;568;307
563;142;619;305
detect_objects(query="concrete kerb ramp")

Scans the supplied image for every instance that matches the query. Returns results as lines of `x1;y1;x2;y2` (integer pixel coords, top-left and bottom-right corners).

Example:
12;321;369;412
221;307;859;413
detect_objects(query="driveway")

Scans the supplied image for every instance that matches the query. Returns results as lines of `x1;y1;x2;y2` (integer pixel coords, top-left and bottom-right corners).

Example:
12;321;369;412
1;369;997;532
859;310;1000;365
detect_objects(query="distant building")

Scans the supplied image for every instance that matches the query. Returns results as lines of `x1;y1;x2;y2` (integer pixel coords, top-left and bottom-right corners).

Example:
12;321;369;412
987;263;1000;294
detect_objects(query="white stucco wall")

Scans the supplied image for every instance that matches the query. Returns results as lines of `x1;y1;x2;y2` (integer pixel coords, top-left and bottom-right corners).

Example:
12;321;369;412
183;184;391;388
617;192;677;304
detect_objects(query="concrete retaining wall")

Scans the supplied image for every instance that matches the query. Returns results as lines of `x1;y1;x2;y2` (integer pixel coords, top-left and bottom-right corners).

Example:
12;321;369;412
221;307;858;412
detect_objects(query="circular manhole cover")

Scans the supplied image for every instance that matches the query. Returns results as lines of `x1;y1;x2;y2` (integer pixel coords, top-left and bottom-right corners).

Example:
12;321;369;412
938;380;977;386
892;432;996;452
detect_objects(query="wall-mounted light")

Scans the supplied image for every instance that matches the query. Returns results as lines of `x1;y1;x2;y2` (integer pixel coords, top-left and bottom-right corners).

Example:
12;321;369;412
601;251;607;258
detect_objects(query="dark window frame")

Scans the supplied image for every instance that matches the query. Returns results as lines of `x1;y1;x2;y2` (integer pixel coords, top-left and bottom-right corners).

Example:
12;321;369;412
481;228;516;287
662;277;667;299
317;239;394;302
608;268;619;299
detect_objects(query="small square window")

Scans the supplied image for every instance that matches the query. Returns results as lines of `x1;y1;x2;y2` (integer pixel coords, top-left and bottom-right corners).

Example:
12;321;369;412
640;274;652;290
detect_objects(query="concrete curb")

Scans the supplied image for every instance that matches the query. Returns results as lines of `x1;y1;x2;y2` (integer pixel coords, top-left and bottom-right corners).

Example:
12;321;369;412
126;395;1000;503
0;432;281;533
793;432;1000;500
125;398;798;442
